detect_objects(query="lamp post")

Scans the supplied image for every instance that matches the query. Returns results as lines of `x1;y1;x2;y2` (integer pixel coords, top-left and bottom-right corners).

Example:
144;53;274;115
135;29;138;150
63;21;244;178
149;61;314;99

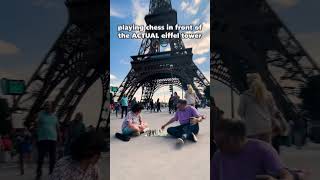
170;64;173;95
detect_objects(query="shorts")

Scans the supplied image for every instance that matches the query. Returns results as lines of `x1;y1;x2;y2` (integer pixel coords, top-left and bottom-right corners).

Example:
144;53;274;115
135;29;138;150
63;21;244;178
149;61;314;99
122;127;135;136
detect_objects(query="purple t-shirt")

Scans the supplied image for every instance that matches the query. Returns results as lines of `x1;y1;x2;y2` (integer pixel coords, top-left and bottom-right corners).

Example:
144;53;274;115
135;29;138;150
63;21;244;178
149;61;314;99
174;106;200;125
211;139;284;180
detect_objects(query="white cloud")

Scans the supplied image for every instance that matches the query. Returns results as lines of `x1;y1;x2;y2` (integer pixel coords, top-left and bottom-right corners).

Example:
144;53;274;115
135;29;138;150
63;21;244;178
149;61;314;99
268;0;299;8
0;40;19;55
120;59;131;65
183;2;210;56
111;7;126;18
181;1;189;11
192;18;200;25
180;0;202;15
110;74;122;88
131;0;149;26
184;22;210;55
194;57;207;65
110;74;117;81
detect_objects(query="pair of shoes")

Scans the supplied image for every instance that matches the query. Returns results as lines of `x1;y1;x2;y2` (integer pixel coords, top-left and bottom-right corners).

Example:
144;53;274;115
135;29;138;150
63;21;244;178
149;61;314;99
178;133;198;143
176;133;198;145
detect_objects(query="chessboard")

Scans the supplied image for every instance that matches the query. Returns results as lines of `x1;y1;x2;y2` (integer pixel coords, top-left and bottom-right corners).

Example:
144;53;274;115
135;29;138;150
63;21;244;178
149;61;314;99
144;129;168;137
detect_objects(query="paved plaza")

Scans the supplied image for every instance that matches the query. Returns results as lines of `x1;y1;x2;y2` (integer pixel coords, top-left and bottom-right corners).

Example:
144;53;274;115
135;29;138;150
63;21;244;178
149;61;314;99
281;143;320;180
1;107;320;180
110;107;211;180
0;154;109;180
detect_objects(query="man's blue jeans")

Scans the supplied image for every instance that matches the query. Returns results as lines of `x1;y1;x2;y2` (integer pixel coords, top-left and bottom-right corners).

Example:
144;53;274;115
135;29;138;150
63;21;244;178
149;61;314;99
167;123;199;140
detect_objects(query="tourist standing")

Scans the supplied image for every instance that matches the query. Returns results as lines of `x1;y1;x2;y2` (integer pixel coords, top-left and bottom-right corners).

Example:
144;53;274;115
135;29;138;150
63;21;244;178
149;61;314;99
172;92;180;112
185;84;199;107
64;112;86;156
238;73;285;143
149;99;154;113
168;94;174;114
110;93;114;112
120;95;129;118
131;97;137;109
114;102;120;118
156;98;161;112
36;101;59;179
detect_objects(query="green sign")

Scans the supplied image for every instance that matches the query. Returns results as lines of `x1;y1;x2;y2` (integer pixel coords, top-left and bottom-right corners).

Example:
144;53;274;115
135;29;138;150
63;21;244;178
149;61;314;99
111;86;118;92
1;78;26;95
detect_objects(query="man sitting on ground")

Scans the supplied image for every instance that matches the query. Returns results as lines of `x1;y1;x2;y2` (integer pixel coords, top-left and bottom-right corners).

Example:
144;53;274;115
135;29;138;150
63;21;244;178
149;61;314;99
161;99;206;144
212;119;295;180
121;103;148;136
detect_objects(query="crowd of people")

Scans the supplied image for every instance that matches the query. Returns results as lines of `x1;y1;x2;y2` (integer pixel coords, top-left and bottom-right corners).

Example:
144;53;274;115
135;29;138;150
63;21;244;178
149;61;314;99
110;84;208;119
0;101;105;180
115;85;207;146
212;73;309;180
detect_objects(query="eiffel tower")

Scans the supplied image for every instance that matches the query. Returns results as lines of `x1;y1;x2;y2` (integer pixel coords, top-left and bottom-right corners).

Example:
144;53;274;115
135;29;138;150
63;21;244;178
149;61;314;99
211;0;320;122
11;0;109;128
115;0;209;101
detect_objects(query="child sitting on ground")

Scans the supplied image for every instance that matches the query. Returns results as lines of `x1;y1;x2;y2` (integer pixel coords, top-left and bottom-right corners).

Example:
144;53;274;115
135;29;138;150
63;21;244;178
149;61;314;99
121;103;148;136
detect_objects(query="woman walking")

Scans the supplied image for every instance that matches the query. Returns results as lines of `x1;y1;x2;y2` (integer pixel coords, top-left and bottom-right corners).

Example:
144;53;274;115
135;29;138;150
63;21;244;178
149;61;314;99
184;85;199;107
156;98;161;112
238;73;284;144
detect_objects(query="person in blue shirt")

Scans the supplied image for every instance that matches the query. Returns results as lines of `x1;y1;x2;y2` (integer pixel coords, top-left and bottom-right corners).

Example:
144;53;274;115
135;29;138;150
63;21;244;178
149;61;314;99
120;95;129;118
36;101;59;180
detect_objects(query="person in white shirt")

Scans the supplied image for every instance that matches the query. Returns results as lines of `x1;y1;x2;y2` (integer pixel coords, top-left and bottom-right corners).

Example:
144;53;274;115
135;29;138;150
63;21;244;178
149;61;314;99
238;73;281;143
121;103;148;136
184;84;199;107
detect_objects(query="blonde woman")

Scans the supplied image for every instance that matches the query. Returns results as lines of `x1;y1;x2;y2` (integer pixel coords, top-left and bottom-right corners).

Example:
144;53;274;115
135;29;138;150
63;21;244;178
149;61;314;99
238;73;279;143
185;84;199;107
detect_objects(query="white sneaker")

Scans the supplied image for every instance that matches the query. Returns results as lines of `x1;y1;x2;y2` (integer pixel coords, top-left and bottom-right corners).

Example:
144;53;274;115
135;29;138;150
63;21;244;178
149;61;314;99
191;133;198;142
176;138;184;145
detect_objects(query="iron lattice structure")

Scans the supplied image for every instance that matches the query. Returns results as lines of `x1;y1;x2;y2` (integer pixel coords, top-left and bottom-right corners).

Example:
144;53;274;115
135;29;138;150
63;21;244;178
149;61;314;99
115;0;209;102
211;0;320;122
12;0;109;128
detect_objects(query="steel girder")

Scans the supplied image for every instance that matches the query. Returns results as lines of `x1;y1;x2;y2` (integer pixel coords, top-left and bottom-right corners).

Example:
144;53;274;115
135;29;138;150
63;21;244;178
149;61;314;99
140;78;182;102
211;0;320;121
116;0;209;102
12;0;109;128
116;49;209;101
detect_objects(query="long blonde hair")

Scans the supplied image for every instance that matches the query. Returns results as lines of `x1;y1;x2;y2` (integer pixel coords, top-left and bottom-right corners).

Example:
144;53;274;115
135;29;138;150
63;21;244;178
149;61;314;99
187;84;194;94
247;73;269;104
